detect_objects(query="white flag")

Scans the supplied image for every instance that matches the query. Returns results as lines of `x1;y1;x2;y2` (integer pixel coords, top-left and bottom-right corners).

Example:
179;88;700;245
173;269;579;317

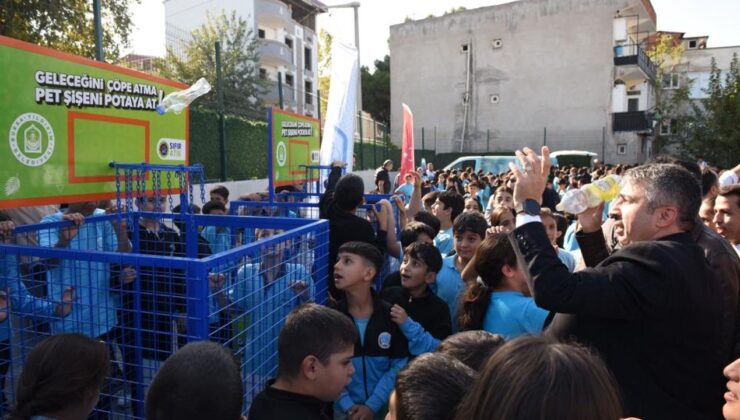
320;40;358;173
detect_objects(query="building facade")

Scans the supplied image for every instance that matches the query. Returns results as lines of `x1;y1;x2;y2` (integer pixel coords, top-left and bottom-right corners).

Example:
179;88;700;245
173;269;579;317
389;0;662;164
164;0;326;118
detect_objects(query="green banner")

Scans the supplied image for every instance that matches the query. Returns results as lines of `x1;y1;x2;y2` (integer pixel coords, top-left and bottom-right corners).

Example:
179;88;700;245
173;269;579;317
0;36;188;209
270;108;320;188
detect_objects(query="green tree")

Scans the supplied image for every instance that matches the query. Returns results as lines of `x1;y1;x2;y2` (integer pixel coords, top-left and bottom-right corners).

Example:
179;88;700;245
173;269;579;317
444;6;467;15
155;11;265;119
677;54;740;168
645;34;692;154
318;29;332;124
0;0;140;59
361;55;390;128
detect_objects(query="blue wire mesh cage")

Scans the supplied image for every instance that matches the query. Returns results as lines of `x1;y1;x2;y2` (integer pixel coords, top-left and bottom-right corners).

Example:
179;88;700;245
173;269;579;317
0;209;328;418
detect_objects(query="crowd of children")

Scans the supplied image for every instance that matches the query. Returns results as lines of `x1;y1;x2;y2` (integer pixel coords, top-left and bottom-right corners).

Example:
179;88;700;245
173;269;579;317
2;153;740;420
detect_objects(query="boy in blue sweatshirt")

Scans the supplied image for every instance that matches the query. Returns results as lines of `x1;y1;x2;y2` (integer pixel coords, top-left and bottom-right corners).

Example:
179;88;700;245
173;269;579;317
331;242;408;420
381;243;451;356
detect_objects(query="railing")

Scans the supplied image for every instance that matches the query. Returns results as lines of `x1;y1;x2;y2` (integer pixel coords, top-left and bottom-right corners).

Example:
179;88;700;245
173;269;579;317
612;111;652;132
613;44;657;80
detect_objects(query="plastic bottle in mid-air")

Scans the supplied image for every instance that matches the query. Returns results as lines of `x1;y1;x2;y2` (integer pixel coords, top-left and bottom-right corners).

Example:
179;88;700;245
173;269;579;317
156;78;212;115
556;174;621;214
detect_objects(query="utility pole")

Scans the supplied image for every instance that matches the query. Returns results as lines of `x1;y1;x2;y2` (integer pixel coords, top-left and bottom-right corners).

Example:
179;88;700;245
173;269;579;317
93;0;104;61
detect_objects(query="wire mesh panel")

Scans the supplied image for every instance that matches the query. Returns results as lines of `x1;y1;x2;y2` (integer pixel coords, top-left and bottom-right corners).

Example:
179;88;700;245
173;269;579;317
0;211;328;418
202;218;329;408
230;195;400;291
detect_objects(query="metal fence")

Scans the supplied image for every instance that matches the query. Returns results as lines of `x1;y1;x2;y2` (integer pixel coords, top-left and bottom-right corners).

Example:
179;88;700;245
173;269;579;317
0;211;328;418
230;193;401;290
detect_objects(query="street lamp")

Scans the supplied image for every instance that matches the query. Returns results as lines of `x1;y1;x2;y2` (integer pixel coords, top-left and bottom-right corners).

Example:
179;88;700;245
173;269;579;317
326;2;362;117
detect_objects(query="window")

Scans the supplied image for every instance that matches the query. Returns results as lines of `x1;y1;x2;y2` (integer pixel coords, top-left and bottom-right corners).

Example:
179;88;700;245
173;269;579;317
258;29;265;39
259;68;267;80
688;40;697;49
452;159;476;171
285;73;294;87
689;72;711;99
305;81;313;104
304;47;312;71
617;144;627;155
460;43;469;53
659;119;677;136
662;73;680;89
627;98;639;112
285;37;293;49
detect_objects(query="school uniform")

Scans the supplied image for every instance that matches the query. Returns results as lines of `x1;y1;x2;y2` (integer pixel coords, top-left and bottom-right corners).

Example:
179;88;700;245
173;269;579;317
248;380;332;420
39;212;119;338
230;263;314;395
331;292;408;416
432;255;465;331
482;291;549;339
380;286;452;355
319;166;387;301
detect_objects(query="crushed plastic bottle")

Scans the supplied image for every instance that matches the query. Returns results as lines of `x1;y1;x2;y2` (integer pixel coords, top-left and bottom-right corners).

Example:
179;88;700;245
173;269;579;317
556;174;621;214
156;78;212;115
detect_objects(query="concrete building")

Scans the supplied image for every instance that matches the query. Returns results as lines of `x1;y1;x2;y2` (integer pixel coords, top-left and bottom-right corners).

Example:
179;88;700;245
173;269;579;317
390;0;663;164
164;0;326;118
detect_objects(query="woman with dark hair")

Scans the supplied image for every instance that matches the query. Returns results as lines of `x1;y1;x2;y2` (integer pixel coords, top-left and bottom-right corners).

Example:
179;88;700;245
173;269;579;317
8;333;110;420
454;336;624;420
458;234;548;338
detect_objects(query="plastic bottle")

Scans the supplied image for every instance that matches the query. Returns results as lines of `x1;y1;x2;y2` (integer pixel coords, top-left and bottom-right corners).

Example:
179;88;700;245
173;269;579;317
556;175;621;214
156;78;212;115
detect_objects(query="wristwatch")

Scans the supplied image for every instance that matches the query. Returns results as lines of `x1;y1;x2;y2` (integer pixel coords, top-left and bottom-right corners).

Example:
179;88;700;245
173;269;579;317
515;199;541;216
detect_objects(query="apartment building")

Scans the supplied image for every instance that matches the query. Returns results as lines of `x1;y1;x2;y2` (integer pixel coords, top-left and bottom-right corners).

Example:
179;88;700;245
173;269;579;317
651;32;740;137
164;0;326;118
390;0;662;164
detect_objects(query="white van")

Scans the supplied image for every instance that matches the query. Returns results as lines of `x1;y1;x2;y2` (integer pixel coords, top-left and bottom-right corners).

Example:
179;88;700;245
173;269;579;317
444;155;561;175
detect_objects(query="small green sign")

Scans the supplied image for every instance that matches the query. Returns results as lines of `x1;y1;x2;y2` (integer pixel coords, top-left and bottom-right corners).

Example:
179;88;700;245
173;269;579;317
270;108;320;188
0;35;188;209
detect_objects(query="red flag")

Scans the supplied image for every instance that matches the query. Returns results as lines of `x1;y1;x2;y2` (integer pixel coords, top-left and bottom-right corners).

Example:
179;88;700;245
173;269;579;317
400;103;415;178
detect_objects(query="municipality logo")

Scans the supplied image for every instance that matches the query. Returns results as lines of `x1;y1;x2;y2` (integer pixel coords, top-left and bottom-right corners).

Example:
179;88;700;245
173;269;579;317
9;113;55;167
276;141;287;167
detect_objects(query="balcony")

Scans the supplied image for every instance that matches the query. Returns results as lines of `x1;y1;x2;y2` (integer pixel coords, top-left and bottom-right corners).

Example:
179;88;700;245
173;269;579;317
263;82;296;106
256;0;289;28
614;44;657;81
613;111;652;133
260;39;291;67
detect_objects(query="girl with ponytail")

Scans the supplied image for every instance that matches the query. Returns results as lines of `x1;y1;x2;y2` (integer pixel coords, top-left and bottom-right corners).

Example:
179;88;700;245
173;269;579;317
458;234;549;338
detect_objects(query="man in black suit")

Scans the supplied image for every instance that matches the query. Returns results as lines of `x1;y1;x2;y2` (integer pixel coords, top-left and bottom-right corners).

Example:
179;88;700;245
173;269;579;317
508;147;724;420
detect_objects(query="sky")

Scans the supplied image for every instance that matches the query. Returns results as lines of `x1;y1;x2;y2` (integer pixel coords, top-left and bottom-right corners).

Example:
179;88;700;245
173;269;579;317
129;0;740;68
